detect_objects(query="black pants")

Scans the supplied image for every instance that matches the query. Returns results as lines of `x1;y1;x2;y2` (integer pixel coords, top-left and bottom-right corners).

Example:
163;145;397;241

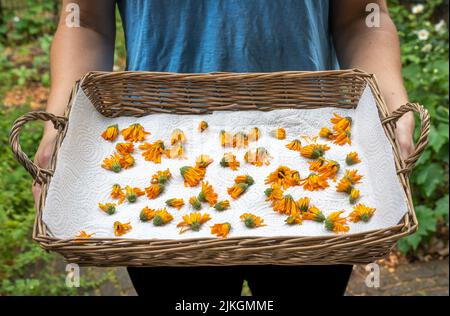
127;265;353;296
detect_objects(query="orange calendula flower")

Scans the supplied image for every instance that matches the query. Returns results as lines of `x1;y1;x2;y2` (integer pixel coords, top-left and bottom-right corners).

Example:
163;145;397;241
220;130;233;147
349;204;376;223
234;175;255;185
273;194;300;216
240;213;266;228
119;154;135;169
121;123;150;142
140;140;165;163
336;177;353;194
153;209;174;226
308;158;326;172
189;196;202;210
165;198;185;210
214;200;230;211
244;147;272;166
300;173;329;191
317;160;340;181
180;166;206;187
114;221;132;236
333;129;351;146
165;143;186;159
331;113;352;132
220;152;240;170
286;139;302;152
195;154;213;168
140;207;156;222
198;120;208;132
145;183;165;199
302;206;326;223
319;127;334;140
233;132;249;148
75;230;95;239
177;212;211;233
270;128;286;140
346;152;361;165
124;185;144;203
227;183;249;200
285;214;303;225
248;127;260;142
344;169;363;185
211;222;231;238
111;183;124;199
101;153;123;173
171;128;186;145
98;203;116;215
325;211;349;233
349;188;361;204
151;168;172;184
101;124;119;141
115;142;134;155
300;143;330;159
264;183;283;203
265;166;299;190
198;181;218;206
297;197;310;212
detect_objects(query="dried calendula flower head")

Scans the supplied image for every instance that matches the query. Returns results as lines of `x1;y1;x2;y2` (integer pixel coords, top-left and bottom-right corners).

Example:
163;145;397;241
165;143;186;159
265;166;297;190
114;221;132;236
285;214;303;225
273;194;300;216
211;222;231;238
115;142;134;155
140;207;156;222
198;181;218;206
165;198;185;210
331;113;352;132
244;147;272;166
119;154;135;169
180;166;206;187
234;175;254;185
349;204;375;223
145;183;165;199
349;188;361;204
220;152;240;170
308;157;326;172
75;230;95;239
101;124;119;141
139;140;165;163
124;185;144;203
300;143;330;159
171;128;186;145
220;130;233;147
248;127;260;142
121;123;150;142
270;128;286;140
286;139;302;152
153;209;174;226
346;152;361;165
325;211;349;233
111;184;124;199
297;197;310;212
198;120;208;132
333;129;351;146
177;212;211;233
98;202;116;215
102;153;122;173
344;169;363;185
264;183;283;203
189;196;202;210
302;205;326;223
233;132;249;148
151;168;172;184
319;127;334;140
300;173;329;191
287;170;301;187
317;160;340;181
227;183;249;200
214;200;230;211
240;213;266;228
336;177;353;194
195;154;213;168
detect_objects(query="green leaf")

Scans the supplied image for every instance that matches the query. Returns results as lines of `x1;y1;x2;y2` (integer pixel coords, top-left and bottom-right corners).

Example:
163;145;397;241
435;195;449;224
428;124;448;153
415;162;445;197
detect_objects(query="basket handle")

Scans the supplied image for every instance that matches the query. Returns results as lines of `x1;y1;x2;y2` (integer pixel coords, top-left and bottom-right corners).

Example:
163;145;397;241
382;102;430;174
9;111;68;185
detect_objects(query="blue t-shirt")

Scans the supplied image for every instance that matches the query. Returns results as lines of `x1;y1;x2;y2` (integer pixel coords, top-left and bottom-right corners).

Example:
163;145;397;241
117;0;338;72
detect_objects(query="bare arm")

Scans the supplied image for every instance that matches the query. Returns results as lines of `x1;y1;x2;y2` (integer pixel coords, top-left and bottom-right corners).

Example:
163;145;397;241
33;0;116;202
331;0;414;159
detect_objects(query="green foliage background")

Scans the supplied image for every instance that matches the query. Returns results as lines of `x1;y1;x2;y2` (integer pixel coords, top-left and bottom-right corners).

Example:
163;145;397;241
0;0;448;295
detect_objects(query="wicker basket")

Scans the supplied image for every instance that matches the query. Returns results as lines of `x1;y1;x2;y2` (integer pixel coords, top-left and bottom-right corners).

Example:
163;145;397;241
9;69;430;267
